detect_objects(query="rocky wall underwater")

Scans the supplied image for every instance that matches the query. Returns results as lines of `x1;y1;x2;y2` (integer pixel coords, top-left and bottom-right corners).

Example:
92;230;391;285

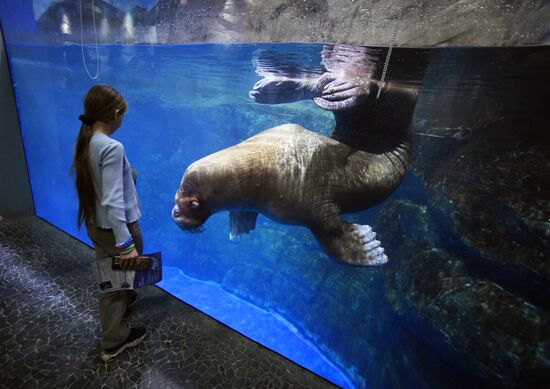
0;1;549;388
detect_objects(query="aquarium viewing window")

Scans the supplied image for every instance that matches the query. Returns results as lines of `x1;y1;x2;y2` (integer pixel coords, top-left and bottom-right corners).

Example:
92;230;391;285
1;1;549;388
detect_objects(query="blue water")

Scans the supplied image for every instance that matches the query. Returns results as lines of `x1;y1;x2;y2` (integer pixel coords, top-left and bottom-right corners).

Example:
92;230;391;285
5;42;432;388
160;266;355;388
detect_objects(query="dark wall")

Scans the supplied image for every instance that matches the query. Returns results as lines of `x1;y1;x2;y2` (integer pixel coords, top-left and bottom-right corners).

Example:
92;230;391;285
0;27;34;219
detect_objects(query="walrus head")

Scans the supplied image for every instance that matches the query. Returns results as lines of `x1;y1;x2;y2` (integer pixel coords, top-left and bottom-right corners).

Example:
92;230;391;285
172;170;211;232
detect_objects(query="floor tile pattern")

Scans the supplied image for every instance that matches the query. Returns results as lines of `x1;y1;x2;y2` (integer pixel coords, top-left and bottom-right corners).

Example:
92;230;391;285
0;216;337;389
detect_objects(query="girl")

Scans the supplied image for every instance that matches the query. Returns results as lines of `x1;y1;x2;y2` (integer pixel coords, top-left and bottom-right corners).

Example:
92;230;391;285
73;84;146;362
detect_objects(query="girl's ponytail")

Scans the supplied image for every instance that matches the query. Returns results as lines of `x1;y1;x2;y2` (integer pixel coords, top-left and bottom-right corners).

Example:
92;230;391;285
73;122;96;227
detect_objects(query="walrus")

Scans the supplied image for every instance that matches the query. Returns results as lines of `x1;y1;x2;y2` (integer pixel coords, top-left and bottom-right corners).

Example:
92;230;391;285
172;45;426;266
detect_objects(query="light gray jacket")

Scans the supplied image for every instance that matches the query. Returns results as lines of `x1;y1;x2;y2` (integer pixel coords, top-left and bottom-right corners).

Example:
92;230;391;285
89;132;141;246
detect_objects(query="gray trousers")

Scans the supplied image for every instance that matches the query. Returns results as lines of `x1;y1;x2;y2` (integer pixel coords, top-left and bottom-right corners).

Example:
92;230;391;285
87;221;143;350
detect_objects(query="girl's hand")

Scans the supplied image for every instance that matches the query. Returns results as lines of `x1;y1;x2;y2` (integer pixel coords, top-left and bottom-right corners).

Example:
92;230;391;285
119;247;140;270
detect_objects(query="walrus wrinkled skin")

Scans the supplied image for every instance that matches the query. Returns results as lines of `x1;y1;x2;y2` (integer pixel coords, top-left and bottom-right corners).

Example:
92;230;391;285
173;45;423;265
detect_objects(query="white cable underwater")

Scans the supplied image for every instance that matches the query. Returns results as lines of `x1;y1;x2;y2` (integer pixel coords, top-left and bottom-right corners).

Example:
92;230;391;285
79;0;100;80
377;0;403;99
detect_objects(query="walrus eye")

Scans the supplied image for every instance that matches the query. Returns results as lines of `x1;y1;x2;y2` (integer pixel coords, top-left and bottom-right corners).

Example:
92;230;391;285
189;199;200;209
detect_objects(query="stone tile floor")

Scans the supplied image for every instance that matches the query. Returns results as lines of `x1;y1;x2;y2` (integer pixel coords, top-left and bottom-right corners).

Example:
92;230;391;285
0;216;337;389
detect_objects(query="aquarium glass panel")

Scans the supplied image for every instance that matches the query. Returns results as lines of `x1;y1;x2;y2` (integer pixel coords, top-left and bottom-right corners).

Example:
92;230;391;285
1;1;549;388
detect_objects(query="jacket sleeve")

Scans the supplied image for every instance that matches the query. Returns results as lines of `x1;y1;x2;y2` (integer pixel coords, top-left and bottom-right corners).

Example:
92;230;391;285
99;141;131;246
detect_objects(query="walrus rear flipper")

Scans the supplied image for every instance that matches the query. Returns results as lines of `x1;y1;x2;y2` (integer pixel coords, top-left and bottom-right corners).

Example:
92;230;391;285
312;219;388;266
229;211;259;240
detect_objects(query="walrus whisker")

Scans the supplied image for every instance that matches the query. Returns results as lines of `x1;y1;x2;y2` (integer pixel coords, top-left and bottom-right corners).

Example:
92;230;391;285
416;132;446;139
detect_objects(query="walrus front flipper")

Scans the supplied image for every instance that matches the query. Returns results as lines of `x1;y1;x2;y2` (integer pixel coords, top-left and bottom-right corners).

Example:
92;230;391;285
313;72;371;111
249;76;319;104
229;211;259;240
314;44;376;111
312;219;388;266
249;49;321;104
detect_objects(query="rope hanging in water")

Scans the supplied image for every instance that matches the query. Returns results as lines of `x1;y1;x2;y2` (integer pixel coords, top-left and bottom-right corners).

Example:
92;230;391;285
79;0;100;80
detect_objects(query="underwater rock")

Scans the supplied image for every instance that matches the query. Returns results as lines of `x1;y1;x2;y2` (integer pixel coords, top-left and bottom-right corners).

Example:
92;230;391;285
413;116;550;307
410;47;550;306
376;200;550;387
